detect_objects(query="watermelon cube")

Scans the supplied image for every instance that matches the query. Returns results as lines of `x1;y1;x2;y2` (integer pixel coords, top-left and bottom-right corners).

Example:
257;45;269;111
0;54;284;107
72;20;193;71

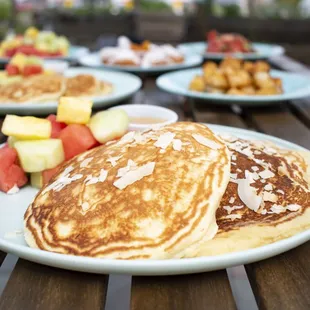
46;114;67;138
59;124;97;160
0;147;18;171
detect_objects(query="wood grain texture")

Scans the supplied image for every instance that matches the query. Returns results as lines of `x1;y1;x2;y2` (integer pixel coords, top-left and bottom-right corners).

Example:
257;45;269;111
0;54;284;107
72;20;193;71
245;242;310;310
0;251;6;267
131;270;237;310
193;102;247;128
0;259;108;310
245;104;310;149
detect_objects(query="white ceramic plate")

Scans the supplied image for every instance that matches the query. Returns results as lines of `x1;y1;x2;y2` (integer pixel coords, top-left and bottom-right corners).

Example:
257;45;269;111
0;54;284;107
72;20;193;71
156;68;310;105
0;68;142;115
178;42;285;60
0;45;89;63
78;52;203;73
0;125;309;275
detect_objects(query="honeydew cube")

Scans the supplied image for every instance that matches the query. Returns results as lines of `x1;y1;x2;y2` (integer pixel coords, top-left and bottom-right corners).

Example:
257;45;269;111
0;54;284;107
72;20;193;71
57;97;93;125
14;139;64;173
88;110;129;143
30;172;43;189
2;115;51;140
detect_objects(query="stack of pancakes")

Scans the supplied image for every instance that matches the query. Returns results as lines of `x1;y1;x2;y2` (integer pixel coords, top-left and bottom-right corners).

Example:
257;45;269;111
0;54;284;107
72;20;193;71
24;122;310;259
0;74;113;103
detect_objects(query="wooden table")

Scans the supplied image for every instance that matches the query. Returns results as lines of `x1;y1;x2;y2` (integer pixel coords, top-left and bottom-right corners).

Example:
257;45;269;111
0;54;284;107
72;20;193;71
0;55;310;310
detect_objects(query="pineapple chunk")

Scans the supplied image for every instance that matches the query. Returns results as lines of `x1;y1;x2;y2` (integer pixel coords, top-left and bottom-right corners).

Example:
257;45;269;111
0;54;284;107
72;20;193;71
14;139;64;173
2;115;51;140
88;110;129;143
57;97;93;125
31;172;43;189
10;53;27;71
7;136;19;147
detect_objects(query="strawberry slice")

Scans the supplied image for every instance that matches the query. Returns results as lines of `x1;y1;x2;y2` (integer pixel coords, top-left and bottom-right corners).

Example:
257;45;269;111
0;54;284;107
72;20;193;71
5;64;19;76
22;64;43;77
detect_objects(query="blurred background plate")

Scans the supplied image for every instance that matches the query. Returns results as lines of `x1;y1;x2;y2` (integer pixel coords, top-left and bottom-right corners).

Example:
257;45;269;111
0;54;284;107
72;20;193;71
156;68;310;105
0;45;89;63
79;52;203;73
0;67;142;115
178;42;285;60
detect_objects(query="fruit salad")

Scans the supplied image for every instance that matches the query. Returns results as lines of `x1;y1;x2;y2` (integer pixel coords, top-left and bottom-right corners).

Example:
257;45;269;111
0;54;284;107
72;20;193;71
206;30;254;54
0;27;70;58
0;97;129;194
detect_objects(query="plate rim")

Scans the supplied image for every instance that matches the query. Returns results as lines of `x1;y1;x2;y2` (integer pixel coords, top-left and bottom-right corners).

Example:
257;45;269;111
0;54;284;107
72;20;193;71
0;67;142;114
0;124;309;275
156;68;310;104
177;42;285;59
78;52;203;73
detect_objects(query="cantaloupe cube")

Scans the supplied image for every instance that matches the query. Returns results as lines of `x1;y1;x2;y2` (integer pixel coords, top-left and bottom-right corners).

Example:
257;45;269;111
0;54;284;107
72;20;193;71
57;97;93;125
2;115;51;140
14;139;64;173
88;110;129;143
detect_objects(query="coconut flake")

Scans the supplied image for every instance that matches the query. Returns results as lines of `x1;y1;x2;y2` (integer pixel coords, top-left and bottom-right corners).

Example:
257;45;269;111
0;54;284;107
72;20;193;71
226;214;242;220
154;132;175;150
230;173;238;180
80;157;93;168
264;183;273;191
99;169;108;182
251;166;259;172
7;184;19;195
260;209;267;215
223;205;244;214
237;179;262;212
117;160;137;177
113;162;155;190
286;204;301;212
119;131;135;144
269;205;286;214
277;189;285;195
86;177;99;185
107;155;122;167
263;191;278;202
192;134;222;150
229;197;235;204
81;202;90;212
231;155;237;161
172;139;182;151
259;169;275;179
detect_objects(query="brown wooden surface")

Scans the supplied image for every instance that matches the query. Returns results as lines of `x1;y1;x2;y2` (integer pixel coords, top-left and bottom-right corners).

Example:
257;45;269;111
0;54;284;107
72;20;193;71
246;242;310;310
0;259;108;310
131;270;236;310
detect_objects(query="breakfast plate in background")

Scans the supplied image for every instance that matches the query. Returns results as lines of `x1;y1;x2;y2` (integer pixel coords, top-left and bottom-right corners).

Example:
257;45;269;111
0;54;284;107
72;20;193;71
0;68;142;115
156;68;310;105
79;52;203;74
0;45;89;64
0;124;309;276
178;42;285;60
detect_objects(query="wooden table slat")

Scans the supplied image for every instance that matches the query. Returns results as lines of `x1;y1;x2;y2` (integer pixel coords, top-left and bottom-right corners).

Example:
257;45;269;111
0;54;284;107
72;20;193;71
131;270;237;310
245;104;310;149
0;260;108;310
245;242;310;310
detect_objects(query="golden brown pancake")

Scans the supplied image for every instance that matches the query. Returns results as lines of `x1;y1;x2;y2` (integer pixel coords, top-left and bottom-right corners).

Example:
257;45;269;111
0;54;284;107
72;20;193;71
0;74;66;103
64;74;99;97
24;122;230;259
196;136;310;257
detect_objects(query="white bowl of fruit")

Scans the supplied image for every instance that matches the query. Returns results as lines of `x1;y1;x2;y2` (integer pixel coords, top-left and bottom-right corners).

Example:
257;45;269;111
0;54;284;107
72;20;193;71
0;97;129;194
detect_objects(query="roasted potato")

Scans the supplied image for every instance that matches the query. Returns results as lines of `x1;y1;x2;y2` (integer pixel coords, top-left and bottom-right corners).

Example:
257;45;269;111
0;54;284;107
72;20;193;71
256;87;280;95
220;57;242;71
254;61;270;73
243;61;255;74
227;88;246;95
203;61;217;77
204;69;228;89
253;72;276;89
189;75;205;92
226;70;252;88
